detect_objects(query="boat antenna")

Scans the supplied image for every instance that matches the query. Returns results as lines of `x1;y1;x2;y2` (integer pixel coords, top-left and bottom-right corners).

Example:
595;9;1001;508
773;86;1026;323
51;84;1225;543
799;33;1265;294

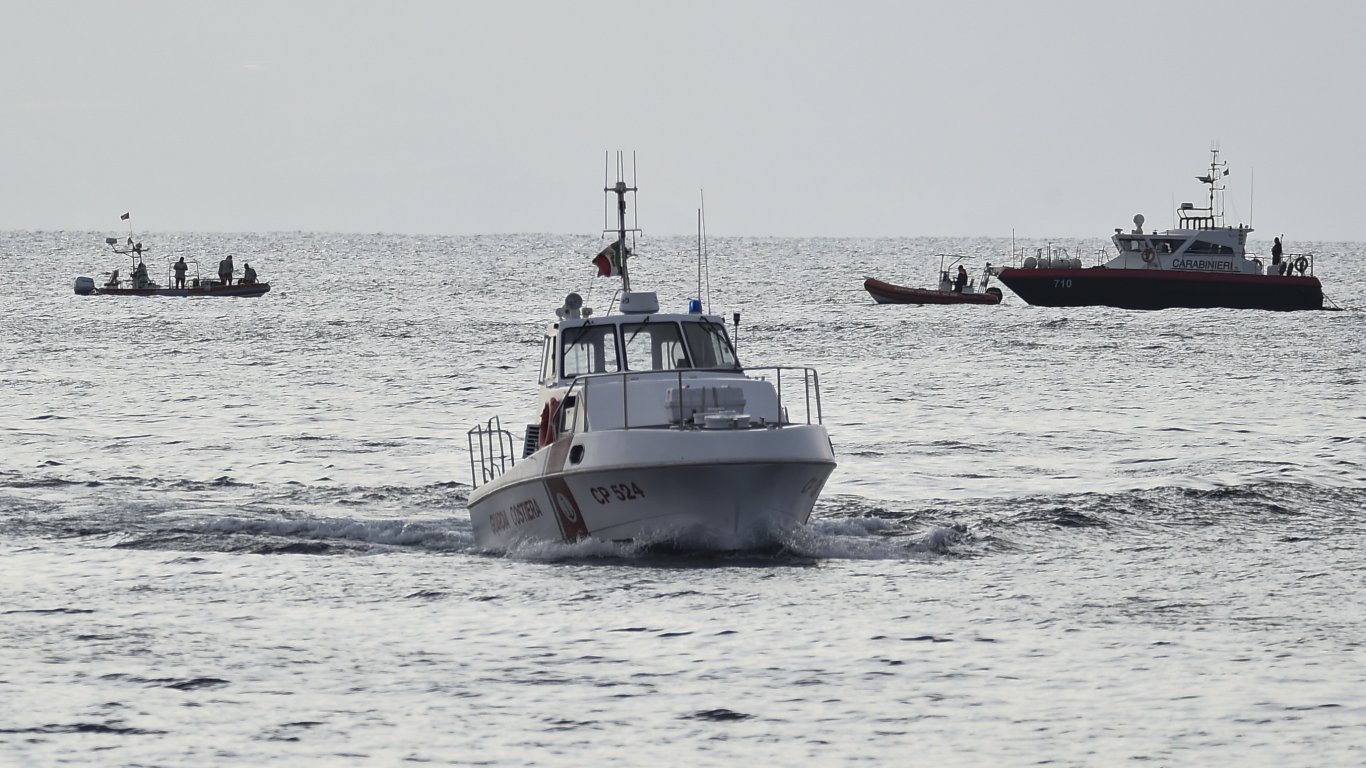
696;206;703;308
697;189;712;314
1197;142;1228;226
603;151;640;293
1208;145;1218;220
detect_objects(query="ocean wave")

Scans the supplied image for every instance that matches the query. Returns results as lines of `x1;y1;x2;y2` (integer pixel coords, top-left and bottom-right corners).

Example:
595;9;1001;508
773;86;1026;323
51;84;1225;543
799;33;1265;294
8;469;1363;563
190;516;474;552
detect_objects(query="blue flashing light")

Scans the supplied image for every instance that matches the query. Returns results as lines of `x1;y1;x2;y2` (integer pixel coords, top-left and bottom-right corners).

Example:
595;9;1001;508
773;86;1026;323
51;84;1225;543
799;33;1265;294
687;298;703;314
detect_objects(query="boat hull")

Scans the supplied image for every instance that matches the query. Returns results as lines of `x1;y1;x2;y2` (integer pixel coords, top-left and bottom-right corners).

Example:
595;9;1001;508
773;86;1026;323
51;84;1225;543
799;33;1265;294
995;268;1323;311
467;425;836;551
93;283;271;298
864;277;1001;305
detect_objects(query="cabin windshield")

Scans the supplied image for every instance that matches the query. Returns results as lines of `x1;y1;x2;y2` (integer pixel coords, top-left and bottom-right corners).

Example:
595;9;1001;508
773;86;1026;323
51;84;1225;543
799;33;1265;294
561;324;620;378
560;318;742;378
682;321;740;370
621;322;687;371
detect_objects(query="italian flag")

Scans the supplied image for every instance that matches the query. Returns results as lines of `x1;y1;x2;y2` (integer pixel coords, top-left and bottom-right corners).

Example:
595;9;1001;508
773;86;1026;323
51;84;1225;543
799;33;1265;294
593;239;629;276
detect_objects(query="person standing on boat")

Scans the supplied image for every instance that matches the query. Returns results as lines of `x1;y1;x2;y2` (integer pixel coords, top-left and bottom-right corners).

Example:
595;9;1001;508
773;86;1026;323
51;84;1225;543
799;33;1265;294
241;262;257;285
132;260;150;289
1271;236;1285;274
173;257;188;289
953;265;969;293
218;255;233;286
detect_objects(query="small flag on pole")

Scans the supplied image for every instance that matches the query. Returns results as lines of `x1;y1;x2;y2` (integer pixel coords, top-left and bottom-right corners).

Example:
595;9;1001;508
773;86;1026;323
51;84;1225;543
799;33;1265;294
120;212;130;220
593;239;628;277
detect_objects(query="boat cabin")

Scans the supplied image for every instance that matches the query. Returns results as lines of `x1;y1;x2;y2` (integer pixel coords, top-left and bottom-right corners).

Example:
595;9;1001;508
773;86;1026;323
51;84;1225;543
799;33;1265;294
542;294;740;386
1102;148;1267;274
520;291;806;450
1104;174;1259;276
1111;229;1244;257
1107;221;1257;274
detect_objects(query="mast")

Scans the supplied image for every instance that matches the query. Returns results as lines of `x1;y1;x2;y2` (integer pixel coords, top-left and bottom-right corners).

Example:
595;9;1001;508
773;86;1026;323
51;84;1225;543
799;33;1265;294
696;207;703;302
111;213;146;271
603;151;641;293
1199;145;1227;227
1207;146;1220;221
697;188;711;313
1180;146;1228;231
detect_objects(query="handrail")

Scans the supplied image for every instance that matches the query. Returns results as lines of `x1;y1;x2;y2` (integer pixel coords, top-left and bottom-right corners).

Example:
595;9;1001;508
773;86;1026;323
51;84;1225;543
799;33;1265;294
1256;250;1315;277
1285;251;1315;276
557;365;823;439
466;415;517;489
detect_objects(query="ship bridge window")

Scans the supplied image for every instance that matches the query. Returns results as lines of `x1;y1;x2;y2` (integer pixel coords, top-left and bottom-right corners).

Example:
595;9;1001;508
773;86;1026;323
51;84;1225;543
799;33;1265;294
1155;239;1181;253
621;322;687;371
1186;240;1234;255
682;321;740;370
561;324;620;378
1121;238;1142;252
540;336;555;383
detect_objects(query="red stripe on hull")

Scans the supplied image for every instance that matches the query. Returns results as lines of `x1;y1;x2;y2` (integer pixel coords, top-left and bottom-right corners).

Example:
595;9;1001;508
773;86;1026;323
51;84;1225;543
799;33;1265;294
996;268;1322;311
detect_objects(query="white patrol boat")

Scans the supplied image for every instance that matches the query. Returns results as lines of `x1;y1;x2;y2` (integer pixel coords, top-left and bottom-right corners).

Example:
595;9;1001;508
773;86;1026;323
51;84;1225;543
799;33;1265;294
465;158;836;551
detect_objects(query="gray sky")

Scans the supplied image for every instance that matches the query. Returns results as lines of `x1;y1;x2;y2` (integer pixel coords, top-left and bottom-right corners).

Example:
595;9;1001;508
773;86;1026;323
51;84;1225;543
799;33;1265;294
4;0;1363;239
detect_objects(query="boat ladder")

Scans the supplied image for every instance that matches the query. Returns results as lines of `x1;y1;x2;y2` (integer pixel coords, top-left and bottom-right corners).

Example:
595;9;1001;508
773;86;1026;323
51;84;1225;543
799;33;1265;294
467;416;518;488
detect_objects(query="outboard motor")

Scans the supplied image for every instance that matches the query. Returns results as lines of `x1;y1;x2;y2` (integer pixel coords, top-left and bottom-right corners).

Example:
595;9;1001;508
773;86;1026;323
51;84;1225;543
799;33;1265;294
73;276;96;295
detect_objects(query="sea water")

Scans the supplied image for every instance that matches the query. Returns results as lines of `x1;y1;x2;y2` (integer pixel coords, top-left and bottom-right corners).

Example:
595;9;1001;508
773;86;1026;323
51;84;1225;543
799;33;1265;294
2;231;1364;765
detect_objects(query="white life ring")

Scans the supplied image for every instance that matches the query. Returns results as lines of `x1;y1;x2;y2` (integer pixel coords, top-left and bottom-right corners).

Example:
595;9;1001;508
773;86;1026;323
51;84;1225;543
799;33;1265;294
1141;248;1155;263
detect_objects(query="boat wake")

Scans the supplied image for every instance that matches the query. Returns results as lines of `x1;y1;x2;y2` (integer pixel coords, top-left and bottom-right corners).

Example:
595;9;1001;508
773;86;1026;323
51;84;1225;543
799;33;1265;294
5;471;1361;562
115;516;475;556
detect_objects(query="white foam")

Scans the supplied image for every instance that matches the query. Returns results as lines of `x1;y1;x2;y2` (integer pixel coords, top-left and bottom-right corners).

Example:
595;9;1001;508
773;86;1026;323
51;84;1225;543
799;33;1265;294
502;536;643;561
779;519;906;560
808;516;898;537
910;525;969;554
198;517;474;551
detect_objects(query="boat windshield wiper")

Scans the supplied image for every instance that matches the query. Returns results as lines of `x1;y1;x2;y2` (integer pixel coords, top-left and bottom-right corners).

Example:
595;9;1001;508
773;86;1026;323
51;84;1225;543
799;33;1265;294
623;316;650;348
562;319;597;352
558;319;602;378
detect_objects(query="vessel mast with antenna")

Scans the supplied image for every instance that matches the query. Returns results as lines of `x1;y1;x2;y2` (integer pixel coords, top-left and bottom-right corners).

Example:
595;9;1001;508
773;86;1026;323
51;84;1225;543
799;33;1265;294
696;189;712;314
603;151;641;293
1199;142;1228;225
